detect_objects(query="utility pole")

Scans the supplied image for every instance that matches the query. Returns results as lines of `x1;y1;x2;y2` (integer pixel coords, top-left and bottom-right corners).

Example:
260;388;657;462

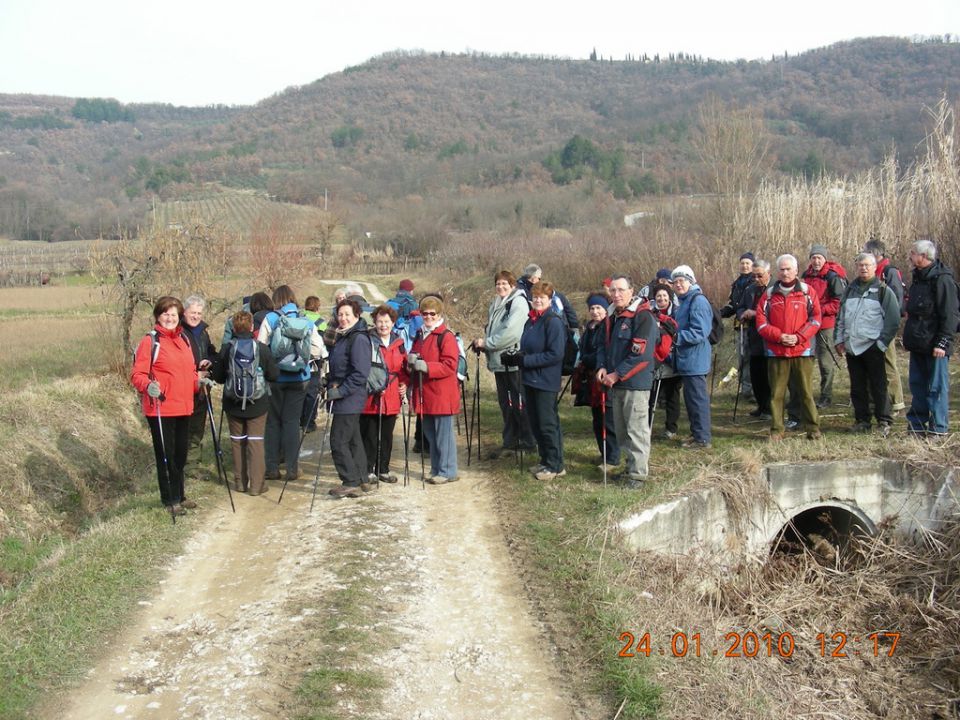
324;188;328;211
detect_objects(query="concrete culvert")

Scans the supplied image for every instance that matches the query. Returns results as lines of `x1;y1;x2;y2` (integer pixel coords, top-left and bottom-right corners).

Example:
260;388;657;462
770;503;876;566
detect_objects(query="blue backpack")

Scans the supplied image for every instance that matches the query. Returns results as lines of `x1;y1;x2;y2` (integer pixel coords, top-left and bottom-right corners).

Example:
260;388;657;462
394;311;424;353
269;311;314;373
224;338;268;409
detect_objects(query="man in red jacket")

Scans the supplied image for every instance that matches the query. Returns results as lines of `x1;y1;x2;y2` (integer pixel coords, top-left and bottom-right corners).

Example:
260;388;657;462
756;254;823;441
801;244;847;408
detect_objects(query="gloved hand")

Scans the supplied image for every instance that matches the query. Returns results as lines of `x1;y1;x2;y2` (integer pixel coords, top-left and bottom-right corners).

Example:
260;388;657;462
413;358;428;373
659;319;677;337
146;381;162;399
199;377;216;388
500;351;523;367
326;385;344;401
407;352;419;369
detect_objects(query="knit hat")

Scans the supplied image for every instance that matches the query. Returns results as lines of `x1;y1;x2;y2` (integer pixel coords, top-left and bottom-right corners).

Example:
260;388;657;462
809;244;829;259
398;279;415;292
586;293;608;309
739;252;755;262
419;296;443;315
671;265;696;284
655;268;672;281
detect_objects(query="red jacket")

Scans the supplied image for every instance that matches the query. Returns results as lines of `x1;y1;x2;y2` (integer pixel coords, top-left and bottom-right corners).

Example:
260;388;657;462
407;323;461;416
131;324;199;416
755;281;822;358
801;261;846;330
362;334;407;416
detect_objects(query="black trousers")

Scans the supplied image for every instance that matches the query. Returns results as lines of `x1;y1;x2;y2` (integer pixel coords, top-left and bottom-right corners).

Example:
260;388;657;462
360;413;398;475
847;344;892;425
301;371;322;429
651;375;682;434
524;385;563;472
494;371;536;449
147;414;189;506
330;413;367;487
265;381;307;476
749;355;771;413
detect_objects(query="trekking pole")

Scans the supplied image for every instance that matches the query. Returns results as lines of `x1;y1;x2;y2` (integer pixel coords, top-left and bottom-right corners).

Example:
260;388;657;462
732;326;746;423
822;331;842;370
600;388;608;487
203;385;235;513
417;371;426;489
465;380;473;466
473;353;481;462
401;396;411;487
515;376;525;471
297;384;325;456
648;372;661;430
155;400;176;525
555;373;573;410
375;394;383;487
307;401;332;512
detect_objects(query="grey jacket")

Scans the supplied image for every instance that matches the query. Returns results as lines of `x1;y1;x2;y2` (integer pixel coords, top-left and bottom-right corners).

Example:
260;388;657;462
835;278;900;356
484;288;529;372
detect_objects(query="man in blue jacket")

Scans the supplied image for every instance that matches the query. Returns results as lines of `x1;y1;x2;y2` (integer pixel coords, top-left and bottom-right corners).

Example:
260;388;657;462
671;265;713;449
596;274;659;488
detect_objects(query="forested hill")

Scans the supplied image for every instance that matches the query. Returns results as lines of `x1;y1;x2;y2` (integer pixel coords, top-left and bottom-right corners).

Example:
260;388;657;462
0;36;958;241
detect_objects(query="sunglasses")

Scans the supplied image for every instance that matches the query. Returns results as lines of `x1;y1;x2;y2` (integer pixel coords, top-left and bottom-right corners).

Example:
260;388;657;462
421;311;438;317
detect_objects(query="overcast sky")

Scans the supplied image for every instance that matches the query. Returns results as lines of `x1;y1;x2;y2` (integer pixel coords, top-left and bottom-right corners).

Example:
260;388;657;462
1;0;957;107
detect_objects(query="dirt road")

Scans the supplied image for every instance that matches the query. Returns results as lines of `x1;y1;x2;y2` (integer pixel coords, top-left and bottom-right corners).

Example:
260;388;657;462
51;435;579;720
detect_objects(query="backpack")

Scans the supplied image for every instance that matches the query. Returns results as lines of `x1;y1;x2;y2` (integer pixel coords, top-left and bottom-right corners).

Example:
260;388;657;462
562;326;580;375
346;332;391;395
224;338;268;410
436;330;469;381
651;308;678;363
697;295;725;346
270;311;313;373
394;312;424;353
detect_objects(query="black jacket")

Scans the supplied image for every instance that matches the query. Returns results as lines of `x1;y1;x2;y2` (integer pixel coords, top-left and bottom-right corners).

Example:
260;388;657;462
903;260;958;355
736;282;768;356
185;321;218;405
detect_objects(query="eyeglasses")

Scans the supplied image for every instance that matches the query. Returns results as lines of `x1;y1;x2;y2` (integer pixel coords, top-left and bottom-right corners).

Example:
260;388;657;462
608;287;630;294
421;311;438;317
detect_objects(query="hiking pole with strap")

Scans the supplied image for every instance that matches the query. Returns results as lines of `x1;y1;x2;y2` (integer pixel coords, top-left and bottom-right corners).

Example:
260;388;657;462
375;394;383;487
401;396;411;487
464;380;472;466
155;401;176;525
307;400;332;512
203;384;235;513
515;373;525;471
297;383;325;457
821;331;842;370
600;387;608;487
555;373;573;410
732;325;746;423
473;353;481;462
417;371;426;488
648;370;661;430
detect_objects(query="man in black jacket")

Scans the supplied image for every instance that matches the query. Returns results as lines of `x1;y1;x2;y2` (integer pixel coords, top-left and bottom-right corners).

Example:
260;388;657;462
903;239;958;436
720;252;756;399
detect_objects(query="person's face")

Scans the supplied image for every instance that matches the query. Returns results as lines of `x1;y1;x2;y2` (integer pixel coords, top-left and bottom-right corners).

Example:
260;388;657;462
421;308;440;328
334;292;346;305
183;304;203;328
856;257;877;282
530;293;551;311
810;254;826;272
588;304;607;322
654;289;671;311
753;268;770;286
910;249;931;270
374;313;393;337
739;258;754;275
672;277;691;296
530;274;541;285
778;261;798;284
337;306;357;329
157;306;180;330
608;280;633;309
656;277;672;286
495;279;513;298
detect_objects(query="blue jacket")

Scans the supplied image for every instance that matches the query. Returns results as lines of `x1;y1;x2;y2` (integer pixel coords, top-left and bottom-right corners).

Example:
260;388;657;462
674;286;713;376
327;319;372;415
596;296;658;391
519;310;566;392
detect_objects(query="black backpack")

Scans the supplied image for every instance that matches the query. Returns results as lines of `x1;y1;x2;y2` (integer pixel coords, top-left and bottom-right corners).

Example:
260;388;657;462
224;338;268;410
698;295;724;346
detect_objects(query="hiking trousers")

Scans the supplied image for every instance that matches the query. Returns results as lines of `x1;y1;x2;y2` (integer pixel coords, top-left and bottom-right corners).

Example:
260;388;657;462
265;381;307;477
228;413;267;493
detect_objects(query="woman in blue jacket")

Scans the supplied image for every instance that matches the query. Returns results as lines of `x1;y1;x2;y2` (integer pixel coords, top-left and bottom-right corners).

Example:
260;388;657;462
502;282;567;481
671;265;713;449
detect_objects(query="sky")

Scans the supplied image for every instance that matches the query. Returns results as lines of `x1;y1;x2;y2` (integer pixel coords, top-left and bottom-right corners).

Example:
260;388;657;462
1;0;957;107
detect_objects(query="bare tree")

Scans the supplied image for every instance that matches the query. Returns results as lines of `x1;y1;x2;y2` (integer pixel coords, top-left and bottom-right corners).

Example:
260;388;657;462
693;96;770;237
248;214;308;291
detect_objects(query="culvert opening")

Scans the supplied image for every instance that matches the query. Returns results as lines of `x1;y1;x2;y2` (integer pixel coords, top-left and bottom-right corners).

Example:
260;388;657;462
770;505;875;566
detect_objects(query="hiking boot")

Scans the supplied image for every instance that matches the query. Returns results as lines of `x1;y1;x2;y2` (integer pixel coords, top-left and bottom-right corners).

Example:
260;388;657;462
534;469;559;481
806;430;823;440
170;504;187;516
427;475;448;485
329;485;361;499
360;482;374;493
556;468;567;477
180;499;198;509
877;423;892;438
785;419;801;431
850;421;872;433
487;447;502;460
530;464;547;476
662;430;677;440
623;476;646;490
598;463;619;473
748;408;765;417
285;472;300;482
265;469;281;480
378;473;398;484
367;473;378;483
682;439;712;450
816;398;832;409
303;425;317;434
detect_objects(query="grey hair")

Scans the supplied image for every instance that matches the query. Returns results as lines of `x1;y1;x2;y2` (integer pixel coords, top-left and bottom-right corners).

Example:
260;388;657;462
912;239;937;262
610;273;634;289
754;259;770;272
855;252;877;265
183;294;205;311
775;254;798;271
523;263;542;278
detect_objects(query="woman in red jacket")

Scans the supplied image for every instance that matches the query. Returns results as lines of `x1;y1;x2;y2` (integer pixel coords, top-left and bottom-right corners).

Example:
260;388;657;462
361;304;408;483
406;296;460;484
131;296;204;516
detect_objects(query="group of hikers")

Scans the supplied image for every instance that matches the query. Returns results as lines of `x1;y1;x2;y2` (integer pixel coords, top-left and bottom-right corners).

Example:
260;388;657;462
131;236;958;514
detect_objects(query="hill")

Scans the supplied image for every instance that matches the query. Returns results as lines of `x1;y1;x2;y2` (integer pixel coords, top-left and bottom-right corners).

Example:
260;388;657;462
0;36;957;242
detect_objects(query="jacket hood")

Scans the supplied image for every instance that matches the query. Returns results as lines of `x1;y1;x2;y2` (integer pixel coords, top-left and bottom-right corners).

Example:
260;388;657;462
916;259;954;282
